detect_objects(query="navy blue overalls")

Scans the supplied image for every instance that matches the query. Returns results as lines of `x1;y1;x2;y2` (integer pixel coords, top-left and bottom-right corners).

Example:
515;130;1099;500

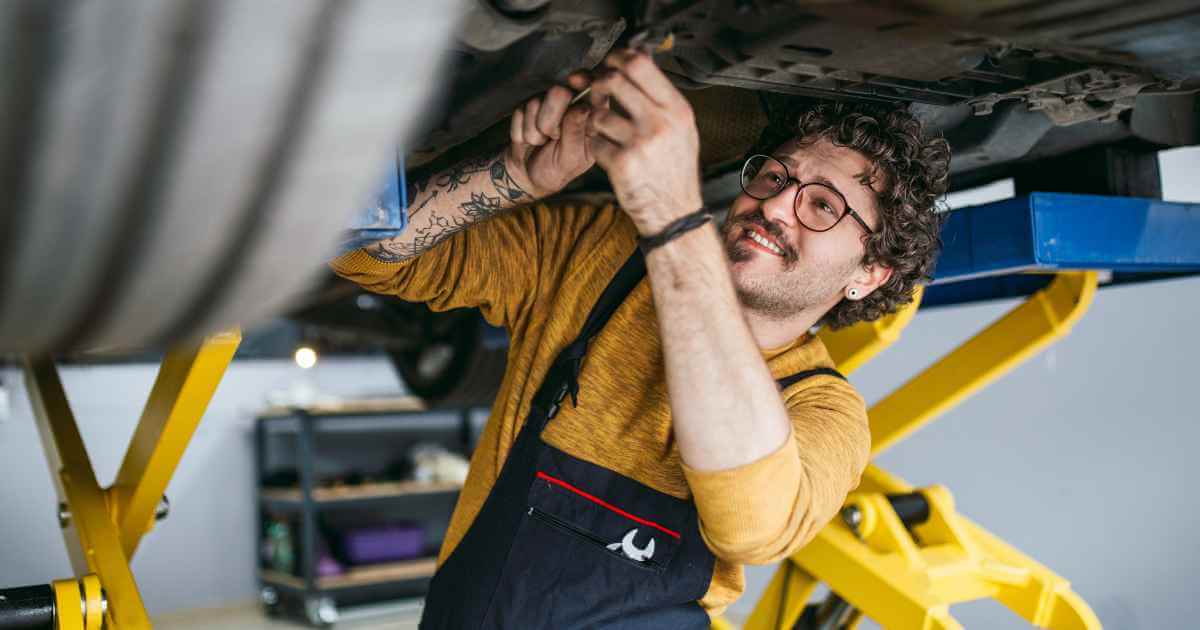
419;250;845;629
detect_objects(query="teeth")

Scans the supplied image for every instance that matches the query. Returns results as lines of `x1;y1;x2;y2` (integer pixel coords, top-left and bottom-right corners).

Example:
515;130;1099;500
747;231;784;256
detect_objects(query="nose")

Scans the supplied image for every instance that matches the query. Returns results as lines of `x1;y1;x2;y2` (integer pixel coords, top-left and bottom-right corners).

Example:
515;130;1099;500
759;181;799;227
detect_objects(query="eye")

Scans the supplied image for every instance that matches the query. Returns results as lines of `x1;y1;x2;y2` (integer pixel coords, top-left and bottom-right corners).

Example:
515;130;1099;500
819;202;836;215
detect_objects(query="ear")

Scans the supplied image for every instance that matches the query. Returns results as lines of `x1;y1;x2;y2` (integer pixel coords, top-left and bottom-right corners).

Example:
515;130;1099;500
846;262;892;300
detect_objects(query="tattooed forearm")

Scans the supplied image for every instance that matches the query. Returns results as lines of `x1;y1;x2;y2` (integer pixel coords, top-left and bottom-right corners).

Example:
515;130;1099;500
363;152;535;263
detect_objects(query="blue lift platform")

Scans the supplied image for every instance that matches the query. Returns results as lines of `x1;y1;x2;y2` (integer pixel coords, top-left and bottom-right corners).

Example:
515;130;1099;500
925;192;1200;307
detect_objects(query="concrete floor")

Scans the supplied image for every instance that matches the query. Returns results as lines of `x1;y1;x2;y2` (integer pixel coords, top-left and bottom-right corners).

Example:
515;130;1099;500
153;600;421;629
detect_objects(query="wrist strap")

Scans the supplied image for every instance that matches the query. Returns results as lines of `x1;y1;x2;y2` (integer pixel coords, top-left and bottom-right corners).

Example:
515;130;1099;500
637;207;712;254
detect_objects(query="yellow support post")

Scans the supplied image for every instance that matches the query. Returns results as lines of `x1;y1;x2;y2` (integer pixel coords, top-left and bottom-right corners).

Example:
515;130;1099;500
869;272;1097;456
109;330;242;557
26;358;152;629
24;329;241;629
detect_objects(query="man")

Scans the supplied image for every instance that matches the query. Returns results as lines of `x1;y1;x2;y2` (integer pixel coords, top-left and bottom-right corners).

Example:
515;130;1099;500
331;49;950;628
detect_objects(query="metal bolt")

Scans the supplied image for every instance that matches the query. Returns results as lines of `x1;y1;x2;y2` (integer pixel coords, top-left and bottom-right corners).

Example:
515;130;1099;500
155;495;170;522
58;502;71;529
841;505;862;534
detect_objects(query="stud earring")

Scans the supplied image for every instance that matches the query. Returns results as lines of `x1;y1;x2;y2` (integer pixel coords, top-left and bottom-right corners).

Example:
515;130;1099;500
847;288;860;299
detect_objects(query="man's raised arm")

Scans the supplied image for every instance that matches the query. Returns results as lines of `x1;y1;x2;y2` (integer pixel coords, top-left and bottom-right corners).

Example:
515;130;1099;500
356;74;597;264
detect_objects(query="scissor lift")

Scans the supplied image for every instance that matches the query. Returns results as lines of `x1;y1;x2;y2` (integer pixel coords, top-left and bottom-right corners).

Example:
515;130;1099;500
1;193;1198;629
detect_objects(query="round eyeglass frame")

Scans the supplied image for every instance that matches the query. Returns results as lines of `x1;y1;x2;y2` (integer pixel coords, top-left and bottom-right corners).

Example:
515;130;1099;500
739;154;874;234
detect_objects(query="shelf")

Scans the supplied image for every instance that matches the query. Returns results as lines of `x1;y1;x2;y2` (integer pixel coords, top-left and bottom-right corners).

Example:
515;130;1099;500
261;556;438;591
261;480;462;505
258;396;429;419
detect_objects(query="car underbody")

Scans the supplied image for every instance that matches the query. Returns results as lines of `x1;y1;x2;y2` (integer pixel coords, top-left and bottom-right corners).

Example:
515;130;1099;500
295;0;1200;405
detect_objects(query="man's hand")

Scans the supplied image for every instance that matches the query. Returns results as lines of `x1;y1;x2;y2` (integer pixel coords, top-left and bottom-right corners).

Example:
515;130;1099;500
506;74;596;200
586;50;704;235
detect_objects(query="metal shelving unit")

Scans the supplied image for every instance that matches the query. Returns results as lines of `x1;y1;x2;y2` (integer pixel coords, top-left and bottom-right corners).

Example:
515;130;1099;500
254;400;478;627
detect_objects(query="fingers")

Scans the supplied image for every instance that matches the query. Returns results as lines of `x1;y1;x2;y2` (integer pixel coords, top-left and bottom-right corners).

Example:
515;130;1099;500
588;108;635;145
604;50;685;110
510;107;525;146
588;67;654;122
536;85;574;141
567;71;591;92
561;101;591;139
523;98;548;146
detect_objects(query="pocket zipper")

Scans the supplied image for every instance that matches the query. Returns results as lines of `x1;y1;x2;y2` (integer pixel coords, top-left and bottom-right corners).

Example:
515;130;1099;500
527;507;664;571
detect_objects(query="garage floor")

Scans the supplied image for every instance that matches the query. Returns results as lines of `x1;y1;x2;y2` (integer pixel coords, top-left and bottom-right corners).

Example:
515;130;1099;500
152;601;422;629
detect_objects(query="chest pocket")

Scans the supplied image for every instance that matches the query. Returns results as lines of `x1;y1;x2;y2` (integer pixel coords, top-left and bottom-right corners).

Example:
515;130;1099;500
527;469;683;573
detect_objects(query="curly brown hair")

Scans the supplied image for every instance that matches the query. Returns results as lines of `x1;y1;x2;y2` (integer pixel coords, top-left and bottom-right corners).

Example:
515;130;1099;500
748;101;951;329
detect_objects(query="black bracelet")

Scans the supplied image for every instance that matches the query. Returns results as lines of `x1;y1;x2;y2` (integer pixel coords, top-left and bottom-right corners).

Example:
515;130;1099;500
637;207;713;254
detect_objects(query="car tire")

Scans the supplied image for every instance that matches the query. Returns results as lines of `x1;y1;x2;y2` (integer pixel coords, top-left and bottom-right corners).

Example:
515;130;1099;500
389;309;508;408
0;0;463;355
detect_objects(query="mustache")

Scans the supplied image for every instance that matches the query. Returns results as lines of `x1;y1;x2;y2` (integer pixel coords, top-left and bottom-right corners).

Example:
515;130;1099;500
724;209;798;263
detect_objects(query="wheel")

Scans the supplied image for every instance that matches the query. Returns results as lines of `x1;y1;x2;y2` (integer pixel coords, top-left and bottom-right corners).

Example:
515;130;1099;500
388;308;509;408
259;586;281;617
304;595;338;627
0;0;463;355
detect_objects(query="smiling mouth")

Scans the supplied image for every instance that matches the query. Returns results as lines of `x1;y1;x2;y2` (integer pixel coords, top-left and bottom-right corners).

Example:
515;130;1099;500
738;226;786;257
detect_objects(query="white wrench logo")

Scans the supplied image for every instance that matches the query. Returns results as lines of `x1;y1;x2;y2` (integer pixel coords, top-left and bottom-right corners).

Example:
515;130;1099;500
606;528;655;562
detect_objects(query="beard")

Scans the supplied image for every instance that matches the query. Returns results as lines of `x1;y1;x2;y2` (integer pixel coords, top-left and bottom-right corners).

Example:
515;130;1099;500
720;209;860;320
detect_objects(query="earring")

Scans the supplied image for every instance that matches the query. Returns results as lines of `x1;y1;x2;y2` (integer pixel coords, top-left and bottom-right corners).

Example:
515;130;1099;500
847;288;860;299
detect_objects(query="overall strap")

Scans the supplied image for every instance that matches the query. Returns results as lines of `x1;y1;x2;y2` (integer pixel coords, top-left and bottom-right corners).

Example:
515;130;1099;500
776;367;846;389
531;249;646;421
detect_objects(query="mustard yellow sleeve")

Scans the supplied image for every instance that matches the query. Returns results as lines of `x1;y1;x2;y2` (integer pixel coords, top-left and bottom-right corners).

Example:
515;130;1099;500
329;202;626;330
682;377;870;564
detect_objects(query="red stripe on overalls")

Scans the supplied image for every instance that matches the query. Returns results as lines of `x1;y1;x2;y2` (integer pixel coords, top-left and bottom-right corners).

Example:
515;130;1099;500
535;471;682;540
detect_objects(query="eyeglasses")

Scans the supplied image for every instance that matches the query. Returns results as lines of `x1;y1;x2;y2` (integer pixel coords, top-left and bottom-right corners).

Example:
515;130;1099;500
740;154;874;234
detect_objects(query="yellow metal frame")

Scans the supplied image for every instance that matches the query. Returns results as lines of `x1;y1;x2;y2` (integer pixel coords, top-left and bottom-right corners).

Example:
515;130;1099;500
24;330;241;629
741;273;1101;630
868;272;1097;457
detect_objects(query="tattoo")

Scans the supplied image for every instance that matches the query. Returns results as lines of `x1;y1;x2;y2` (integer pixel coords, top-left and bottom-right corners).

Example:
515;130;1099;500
367;207;488;263
409;189;438;217
363;154;530;263
435;155;492;192
460;191;503;219
489;159;530;203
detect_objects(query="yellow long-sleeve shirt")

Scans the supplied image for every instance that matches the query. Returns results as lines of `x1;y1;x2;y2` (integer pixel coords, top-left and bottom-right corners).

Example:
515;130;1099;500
330;201;870;617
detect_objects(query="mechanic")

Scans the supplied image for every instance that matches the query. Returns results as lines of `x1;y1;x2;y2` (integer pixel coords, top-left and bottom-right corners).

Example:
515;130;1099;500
331;49;950;628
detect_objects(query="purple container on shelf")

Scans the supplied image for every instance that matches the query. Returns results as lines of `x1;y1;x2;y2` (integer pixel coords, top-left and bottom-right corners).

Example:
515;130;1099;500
341;523;424;565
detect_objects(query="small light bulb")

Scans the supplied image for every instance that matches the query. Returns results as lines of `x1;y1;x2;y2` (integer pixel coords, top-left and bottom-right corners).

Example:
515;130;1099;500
294;346;317;369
